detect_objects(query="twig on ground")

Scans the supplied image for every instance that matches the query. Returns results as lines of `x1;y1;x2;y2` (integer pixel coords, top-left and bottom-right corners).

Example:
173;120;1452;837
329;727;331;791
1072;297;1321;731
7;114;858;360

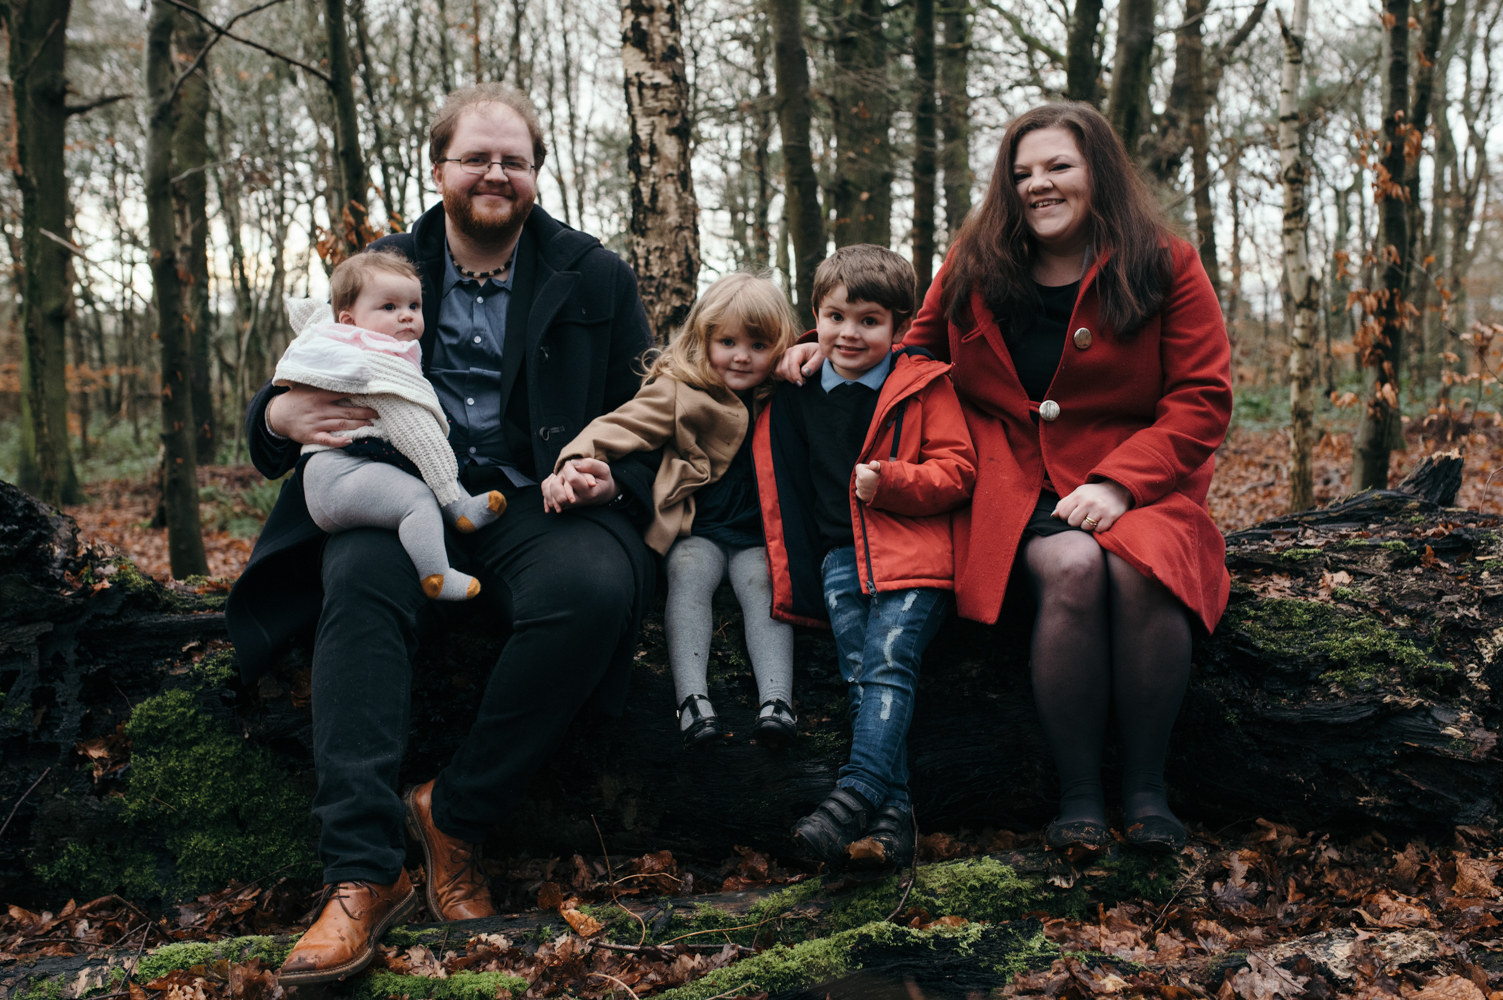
1149;851;1214;934
589;971;643;1000
593;940;756;956
111;897;171;944
703;983;761;1000
593;814;648;947
885;809;921;924
658;914;775;947
0;767;51;841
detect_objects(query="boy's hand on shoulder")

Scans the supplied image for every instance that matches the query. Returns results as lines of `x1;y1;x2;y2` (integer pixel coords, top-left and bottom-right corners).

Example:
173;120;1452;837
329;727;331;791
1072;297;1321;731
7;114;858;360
854;461;881;503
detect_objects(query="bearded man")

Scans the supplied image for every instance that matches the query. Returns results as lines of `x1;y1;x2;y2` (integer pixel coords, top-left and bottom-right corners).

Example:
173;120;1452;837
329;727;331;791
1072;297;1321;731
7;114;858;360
225;84;655;983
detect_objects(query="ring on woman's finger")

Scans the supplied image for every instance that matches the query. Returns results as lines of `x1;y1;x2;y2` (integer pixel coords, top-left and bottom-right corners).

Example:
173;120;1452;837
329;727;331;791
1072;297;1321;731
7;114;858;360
1082;516;1099;530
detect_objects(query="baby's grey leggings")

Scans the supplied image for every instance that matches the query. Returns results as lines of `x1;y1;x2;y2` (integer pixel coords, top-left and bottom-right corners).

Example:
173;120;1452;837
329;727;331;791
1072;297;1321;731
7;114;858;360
303;449;451;583
665;535;794;709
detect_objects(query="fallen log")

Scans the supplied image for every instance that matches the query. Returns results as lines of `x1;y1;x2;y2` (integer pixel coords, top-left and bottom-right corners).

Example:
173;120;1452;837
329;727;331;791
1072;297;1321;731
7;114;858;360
0;452;1500;904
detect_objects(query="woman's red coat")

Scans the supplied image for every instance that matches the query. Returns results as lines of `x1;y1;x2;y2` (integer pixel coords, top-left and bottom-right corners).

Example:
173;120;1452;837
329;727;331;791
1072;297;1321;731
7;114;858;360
903;241;1233;633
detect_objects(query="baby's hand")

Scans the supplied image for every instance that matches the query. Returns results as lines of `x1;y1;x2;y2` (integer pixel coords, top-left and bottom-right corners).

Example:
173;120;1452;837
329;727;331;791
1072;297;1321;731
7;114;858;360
541;472;576;513
854;461;881;503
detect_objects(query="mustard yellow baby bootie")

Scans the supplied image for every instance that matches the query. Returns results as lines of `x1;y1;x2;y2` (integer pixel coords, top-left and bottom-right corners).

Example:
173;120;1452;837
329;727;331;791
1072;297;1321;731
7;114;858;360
442;491;506;533
421;570;481;601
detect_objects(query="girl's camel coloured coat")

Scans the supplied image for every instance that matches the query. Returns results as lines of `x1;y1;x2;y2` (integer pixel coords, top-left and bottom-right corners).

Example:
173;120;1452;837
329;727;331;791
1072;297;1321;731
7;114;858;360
902;240;1234;633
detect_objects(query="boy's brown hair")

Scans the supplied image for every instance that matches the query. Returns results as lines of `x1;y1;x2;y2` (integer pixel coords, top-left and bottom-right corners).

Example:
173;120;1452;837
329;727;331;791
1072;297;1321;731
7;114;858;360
810;244;918;325
330;249;421;317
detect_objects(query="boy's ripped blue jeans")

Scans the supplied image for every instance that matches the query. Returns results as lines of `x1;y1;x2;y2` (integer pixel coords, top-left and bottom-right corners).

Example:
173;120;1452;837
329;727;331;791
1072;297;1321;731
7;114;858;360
821;546;950;810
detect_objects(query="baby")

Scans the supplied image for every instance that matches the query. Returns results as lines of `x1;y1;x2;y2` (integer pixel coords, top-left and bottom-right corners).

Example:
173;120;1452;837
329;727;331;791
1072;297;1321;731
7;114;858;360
274;250;505;600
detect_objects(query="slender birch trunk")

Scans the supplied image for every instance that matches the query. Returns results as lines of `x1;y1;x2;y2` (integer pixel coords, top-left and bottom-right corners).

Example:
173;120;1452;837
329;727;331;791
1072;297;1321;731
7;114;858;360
1279;0;1317;513
622;0;701;342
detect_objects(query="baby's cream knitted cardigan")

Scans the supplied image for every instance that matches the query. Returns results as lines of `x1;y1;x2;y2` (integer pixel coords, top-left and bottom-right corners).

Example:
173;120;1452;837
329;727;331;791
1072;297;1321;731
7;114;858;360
273;298;465;507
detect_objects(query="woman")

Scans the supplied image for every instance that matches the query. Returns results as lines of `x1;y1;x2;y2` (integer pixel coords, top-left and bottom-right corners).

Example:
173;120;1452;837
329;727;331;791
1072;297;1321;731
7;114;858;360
780;103;1232;851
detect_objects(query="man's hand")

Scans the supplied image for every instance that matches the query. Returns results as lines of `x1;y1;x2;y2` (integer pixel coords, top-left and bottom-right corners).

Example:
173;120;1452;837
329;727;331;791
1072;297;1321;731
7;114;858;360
1053;480;1133;532
542;458;620;511
854;461;881;503
267;386;378;447
775;343;825;385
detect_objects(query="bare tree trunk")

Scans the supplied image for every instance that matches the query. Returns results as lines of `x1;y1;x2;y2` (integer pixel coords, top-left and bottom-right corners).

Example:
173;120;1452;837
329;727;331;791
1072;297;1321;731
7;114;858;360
5;0;79;504
1352;0;1410;491
913;0;937;295
147;0;209;577
622;0;701;343
938;0;970;247
751;13;775;270
324;0;372;257
1107;0;1154;154
769;0;824;313
1146;0;1202;186
351;0;403;230
1065;0;1104;104
1402;0;1446;383
1279;0;1317;513
830;0;892;248
173;0;217;466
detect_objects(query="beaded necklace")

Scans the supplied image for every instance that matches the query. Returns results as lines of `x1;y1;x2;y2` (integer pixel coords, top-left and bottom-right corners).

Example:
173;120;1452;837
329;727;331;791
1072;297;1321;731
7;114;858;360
449;250;512;282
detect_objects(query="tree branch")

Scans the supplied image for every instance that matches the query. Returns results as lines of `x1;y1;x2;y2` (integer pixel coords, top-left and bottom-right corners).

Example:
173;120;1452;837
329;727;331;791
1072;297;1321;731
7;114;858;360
158;0;330;98
1212;0;1270;72
977;0;1066;65
65;93;130;116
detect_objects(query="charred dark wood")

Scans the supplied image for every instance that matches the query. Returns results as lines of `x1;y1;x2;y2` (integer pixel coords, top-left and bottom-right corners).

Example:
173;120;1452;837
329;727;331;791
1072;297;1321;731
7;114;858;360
2;469;1503;906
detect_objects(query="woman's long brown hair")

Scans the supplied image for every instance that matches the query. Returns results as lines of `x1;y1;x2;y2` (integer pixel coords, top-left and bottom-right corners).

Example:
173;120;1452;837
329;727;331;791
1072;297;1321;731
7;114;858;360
941;102;1174;337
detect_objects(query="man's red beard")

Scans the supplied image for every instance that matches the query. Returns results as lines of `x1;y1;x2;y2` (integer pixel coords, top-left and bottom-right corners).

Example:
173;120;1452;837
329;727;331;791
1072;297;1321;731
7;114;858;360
443;183;533;247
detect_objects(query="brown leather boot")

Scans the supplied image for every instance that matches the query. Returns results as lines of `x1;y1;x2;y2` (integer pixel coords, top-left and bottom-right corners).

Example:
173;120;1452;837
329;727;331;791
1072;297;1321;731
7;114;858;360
278;871;416;985
404;779;497;920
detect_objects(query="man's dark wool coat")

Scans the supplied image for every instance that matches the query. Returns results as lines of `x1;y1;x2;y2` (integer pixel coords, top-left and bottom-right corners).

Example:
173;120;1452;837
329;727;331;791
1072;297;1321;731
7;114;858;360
226;203;658;713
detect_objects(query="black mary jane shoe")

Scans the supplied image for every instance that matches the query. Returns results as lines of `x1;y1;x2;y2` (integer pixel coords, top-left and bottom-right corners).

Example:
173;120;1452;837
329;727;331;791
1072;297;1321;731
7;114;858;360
1125;814;1187;852
1043;817;1111;852
792;788;875;864
851;801;916;868
751;699;797;749
678;695;729;750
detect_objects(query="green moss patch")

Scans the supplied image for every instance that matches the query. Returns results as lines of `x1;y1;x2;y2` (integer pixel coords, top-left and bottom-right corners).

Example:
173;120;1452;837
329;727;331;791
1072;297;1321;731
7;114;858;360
1234;598;1450;686
35;689;318;901
352;970;530;1000
655;920;1055;1000
133;936;293;981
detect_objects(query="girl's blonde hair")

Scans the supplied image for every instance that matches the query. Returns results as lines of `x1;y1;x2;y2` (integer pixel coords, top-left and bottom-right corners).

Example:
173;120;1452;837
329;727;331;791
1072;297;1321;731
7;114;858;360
642;272;801;402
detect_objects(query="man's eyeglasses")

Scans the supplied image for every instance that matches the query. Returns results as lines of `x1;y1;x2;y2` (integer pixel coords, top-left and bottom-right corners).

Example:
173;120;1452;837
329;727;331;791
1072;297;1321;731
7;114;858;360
437;155;536;178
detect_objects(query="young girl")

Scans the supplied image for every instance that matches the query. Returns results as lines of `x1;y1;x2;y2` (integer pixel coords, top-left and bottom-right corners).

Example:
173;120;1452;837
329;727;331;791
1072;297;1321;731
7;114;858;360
542;273;801;749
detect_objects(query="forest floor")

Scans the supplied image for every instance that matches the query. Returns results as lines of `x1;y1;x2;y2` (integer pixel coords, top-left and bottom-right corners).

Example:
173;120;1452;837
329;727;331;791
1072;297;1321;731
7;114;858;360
14;420;1503;998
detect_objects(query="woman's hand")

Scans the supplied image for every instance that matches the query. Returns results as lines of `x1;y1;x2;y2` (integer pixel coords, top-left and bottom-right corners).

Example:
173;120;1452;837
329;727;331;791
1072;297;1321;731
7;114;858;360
1053;480;1132;532
267;386;377;447
854;461;881;503
775;343;825;385
542;458;619;512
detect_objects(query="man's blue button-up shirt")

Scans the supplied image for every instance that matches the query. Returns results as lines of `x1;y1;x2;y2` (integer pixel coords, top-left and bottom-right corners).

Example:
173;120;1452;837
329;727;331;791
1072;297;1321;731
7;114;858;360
426;248;535;486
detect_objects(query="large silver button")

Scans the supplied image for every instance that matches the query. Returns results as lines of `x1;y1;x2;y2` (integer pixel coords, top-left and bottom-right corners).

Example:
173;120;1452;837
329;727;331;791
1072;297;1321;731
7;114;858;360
1040;400;1060;421
1073;327;1092;349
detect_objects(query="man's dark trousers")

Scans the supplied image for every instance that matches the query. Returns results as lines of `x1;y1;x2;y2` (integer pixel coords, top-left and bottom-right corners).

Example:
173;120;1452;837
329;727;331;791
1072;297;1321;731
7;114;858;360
311;482;634;885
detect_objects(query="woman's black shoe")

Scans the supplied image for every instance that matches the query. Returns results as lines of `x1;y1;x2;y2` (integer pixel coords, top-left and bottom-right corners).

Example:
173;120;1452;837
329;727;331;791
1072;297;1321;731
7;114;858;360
678;695;728;750
792;788;875;864
752;699;797;749
852;802;915;868
1125;814;1186;852
1043;817;1111;851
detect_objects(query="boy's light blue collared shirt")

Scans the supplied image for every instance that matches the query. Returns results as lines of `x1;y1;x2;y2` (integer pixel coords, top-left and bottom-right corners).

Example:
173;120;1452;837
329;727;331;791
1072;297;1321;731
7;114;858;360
820;351;892;393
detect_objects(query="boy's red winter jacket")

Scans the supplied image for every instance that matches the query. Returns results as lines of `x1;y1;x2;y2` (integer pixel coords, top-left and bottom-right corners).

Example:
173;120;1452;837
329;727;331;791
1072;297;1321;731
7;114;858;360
753;346;978;628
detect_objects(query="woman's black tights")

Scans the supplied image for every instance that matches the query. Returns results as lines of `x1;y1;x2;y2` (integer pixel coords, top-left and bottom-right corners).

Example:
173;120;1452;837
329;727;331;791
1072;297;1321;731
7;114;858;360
1022;531;1192;828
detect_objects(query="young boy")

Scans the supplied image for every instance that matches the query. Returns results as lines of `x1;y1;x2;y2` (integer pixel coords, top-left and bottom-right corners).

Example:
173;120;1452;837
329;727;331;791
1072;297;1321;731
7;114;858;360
754;245;977;867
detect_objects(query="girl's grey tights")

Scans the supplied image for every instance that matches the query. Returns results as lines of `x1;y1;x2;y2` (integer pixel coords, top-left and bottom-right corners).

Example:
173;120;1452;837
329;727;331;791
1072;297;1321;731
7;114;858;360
665;535;794;712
